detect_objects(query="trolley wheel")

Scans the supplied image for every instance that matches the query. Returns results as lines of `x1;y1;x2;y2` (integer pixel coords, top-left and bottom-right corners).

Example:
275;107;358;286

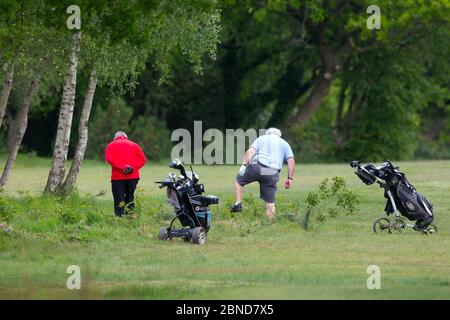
158;227;170;240
182;237;191;242
389;217;406;235
373;217;391;234
424;224;437;235
192;227;207;245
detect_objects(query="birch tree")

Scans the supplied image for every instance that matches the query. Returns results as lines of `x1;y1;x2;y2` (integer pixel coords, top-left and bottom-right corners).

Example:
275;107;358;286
59;69;96;193
0;56;49;187
0;1;24;129
44;31;81;193
56;0;221;194
0;63;15;129
60;38;147;194
0;1;66;189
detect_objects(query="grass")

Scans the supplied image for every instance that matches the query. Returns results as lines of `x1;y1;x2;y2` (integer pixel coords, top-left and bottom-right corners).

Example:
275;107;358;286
0;155;449;299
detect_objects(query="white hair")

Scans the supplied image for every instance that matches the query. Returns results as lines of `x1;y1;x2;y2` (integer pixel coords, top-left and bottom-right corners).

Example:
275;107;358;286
114;131;128;140
266;127;282;137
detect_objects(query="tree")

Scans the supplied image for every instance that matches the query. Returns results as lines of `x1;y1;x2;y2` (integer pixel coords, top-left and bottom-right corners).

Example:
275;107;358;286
242;0;450;129
44;31;81;193
0;0;23;129
47;0;222;194
0;1;67;189
0;63;14;129
60;36;147;194
0;56;49;187
59;69;96;193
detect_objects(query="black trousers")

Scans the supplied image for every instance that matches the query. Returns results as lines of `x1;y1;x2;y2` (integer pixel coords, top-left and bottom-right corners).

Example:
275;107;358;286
111;179;139;217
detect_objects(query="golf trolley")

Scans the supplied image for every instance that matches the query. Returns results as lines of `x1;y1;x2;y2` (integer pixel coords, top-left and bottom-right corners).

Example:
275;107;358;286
155;159;218;245
350;160;437;235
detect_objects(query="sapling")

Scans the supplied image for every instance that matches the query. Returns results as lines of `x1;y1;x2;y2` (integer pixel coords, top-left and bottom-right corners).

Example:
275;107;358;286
303;176;360;230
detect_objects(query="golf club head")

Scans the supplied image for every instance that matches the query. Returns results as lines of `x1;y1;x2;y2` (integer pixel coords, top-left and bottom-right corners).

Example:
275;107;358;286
168;172;177;181
350;160;360;168
169;158;182;169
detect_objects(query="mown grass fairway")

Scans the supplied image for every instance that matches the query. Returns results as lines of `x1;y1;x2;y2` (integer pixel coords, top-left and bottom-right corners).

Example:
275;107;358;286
0;156;449;299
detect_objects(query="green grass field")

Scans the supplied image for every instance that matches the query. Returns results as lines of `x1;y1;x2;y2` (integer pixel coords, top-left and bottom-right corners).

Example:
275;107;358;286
0;155;449;299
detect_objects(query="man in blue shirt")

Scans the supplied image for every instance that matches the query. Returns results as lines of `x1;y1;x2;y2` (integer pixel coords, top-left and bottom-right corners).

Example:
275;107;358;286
231;128;295;220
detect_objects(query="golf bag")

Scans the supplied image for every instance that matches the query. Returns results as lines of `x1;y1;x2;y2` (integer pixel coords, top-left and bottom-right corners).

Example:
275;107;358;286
350;160;434;229
165;184;217;231
156;159;218;244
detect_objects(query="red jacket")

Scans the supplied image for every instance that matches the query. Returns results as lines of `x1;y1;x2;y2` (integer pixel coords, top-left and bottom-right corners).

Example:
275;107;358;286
105;136;147;180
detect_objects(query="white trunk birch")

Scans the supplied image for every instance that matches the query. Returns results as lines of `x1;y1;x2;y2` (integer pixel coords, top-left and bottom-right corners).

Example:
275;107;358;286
61;69;97;194
0;57;49;188
45;32;81;193
0;63;15;130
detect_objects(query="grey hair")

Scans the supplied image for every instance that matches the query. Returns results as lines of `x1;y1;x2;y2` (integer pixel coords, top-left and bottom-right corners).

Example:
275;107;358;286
114;131;128;140
266;127;282;137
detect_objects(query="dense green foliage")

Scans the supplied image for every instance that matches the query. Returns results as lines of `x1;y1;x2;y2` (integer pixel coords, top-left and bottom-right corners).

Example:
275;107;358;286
0;0;449;164
85;96;171;161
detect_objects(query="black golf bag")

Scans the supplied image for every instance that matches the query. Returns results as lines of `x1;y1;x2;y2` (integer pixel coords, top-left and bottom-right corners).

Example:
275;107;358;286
351;160;434;229
166;186;218;231
156;159;219;244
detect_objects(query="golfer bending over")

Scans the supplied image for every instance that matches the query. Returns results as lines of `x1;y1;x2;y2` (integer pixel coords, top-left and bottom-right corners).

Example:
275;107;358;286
105;131;147;217
230;128;295;219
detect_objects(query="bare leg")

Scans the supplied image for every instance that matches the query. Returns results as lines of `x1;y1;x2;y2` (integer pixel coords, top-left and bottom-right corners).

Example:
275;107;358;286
266;202;275;220
234;181;243;205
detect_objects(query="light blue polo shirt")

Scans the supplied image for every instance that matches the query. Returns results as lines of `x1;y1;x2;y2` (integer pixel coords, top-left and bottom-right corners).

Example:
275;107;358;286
250;134;294;170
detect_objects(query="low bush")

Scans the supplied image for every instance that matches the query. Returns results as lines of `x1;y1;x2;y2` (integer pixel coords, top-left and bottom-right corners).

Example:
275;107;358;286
303;177;360;230
0;195;16;223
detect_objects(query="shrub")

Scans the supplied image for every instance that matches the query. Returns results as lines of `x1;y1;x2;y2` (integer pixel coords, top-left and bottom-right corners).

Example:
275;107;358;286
55;203;82;225
86;96;171;161
286;121;337;164
86;96;133;160
0;195;16;223
129;115;171;161
303;177;360;230
275;195;302;224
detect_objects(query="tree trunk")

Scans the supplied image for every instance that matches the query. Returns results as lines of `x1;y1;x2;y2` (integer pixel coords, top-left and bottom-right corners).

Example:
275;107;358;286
61;69;97;194
342;92;359;141
6;112;19;153
0;57;48;188
333;81;347;146
0;63;15;130
45;32;81;193
293;44;344;126
335;82;347;130
346;93;356;122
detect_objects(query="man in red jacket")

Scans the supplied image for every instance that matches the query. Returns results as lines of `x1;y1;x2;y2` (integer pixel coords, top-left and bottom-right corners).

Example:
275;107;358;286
105;131;147;217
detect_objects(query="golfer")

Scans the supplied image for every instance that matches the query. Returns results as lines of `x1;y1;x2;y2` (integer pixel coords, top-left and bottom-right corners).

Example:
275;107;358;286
105;131;147;217
230;128;295;219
